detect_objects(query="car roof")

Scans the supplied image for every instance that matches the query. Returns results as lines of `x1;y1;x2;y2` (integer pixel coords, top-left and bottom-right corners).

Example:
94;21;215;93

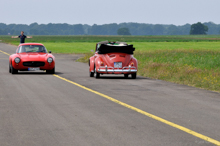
18;43;44;47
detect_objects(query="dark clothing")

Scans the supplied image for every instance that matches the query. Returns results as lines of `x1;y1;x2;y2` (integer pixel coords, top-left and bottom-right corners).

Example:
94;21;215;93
18;35;26;43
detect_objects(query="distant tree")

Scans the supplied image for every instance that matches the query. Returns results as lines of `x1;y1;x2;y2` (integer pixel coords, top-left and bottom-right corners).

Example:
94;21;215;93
29;22;39;29
117;27;131;35
178;24;191;35
88;24;102;35
73;24;84;35
167;25;179;35
123;23;139;35
104;23;118;35
3;28;12;35
0;29;3;35
153;24;164;35
2;22;220;35
0;23;7;30
30;29;47;35
190;22;208;35
83;24;91;35
203;22;217;35
138;25;153;35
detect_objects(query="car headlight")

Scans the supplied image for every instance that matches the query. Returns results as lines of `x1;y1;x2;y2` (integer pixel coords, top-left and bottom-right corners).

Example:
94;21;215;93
47;57;53;63
14;57;20;63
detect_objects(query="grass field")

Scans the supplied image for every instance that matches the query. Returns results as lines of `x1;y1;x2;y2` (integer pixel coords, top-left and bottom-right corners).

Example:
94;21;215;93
1;35;220;44
136;50;220;91
0;35;219;92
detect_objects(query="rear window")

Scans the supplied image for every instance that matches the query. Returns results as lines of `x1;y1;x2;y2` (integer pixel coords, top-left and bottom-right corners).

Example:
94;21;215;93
97;44;135;54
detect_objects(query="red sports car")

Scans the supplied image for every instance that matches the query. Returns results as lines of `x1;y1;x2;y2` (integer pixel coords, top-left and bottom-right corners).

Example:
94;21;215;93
9;43;55;74
89;41;138;79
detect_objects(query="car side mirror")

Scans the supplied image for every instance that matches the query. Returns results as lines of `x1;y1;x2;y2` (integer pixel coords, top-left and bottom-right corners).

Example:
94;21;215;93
49;51;52;53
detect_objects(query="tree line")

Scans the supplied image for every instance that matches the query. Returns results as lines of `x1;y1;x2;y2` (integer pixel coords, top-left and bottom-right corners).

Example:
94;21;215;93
0;22;219;35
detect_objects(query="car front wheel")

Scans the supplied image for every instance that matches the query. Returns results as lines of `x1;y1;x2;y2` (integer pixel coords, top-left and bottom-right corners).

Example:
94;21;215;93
46;67;55;74
11;65;18;74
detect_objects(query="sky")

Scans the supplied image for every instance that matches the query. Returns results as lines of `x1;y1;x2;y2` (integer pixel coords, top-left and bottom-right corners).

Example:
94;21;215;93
1;0;220;26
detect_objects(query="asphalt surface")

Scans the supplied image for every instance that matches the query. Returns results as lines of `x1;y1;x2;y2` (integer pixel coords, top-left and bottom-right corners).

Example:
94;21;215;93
0;43;220;146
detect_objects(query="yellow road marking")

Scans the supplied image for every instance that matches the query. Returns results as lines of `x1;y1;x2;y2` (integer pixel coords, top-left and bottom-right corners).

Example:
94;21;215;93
0;50;10;56
1;49;220;145
52;74;220;146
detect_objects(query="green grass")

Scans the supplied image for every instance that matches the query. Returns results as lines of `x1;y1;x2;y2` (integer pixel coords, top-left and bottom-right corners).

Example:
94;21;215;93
41;42;95;54
0;35;220;92
3;41;220;54
1;35;220;53
1;35;220;44
136;50;220;91
131;42;220;51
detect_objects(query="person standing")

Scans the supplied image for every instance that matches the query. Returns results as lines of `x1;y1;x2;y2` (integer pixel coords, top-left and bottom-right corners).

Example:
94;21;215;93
11;31;32;44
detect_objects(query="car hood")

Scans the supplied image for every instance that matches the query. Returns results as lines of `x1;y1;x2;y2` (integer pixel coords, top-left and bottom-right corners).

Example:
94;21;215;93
18;53;49;61
101;53;132;67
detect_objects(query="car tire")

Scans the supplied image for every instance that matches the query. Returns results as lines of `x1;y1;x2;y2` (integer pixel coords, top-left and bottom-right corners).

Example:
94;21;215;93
95;72;100;78
131;73;136;79
90;71;94;77
124;74;129;78
94;66;100;78
11;65;18;74
46;67;55;74
9;63;11;73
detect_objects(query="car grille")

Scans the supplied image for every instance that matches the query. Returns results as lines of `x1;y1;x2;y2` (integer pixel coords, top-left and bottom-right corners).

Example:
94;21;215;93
23;61;45;67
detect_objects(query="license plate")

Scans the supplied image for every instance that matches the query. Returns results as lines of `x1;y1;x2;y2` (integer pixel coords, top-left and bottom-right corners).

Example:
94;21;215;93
28;67;40;71
114;62;122;68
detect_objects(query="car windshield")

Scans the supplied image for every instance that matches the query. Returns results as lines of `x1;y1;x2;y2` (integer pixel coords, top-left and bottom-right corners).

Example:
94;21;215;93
18;45;47;53
106;43;126;46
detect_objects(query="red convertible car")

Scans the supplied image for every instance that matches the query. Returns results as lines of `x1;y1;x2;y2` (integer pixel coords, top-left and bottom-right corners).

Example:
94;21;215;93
89;41;137;79
9;43;55;74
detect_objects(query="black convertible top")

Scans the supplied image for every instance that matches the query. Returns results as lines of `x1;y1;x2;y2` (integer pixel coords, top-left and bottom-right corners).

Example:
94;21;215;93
97;42;135;54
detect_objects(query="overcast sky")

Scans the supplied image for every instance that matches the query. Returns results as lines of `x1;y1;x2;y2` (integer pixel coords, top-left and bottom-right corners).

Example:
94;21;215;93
1;0;220;26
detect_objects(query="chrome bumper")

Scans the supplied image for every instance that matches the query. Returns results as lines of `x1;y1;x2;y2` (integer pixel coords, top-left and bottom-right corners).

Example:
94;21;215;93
97;65;137;73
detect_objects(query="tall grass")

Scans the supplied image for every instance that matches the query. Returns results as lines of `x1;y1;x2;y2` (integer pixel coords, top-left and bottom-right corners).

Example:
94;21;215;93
135;50;220;91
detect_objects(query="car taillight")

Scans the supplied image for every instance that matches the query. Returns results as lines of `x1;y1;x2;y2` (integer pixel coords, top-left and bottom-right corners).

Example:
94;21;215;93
101;62;104;66
131;62;134;66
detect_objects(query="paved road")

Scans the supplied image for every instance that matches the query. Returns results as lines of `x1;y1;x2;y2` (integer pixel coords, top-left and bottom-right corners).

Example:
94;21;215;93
0;43;220;146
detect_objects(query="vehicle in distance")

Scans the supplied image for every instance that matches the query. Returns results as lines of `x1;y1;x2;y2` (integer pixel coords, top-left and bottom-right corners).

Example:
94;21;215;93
89;41;137;79
9;43;55;74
